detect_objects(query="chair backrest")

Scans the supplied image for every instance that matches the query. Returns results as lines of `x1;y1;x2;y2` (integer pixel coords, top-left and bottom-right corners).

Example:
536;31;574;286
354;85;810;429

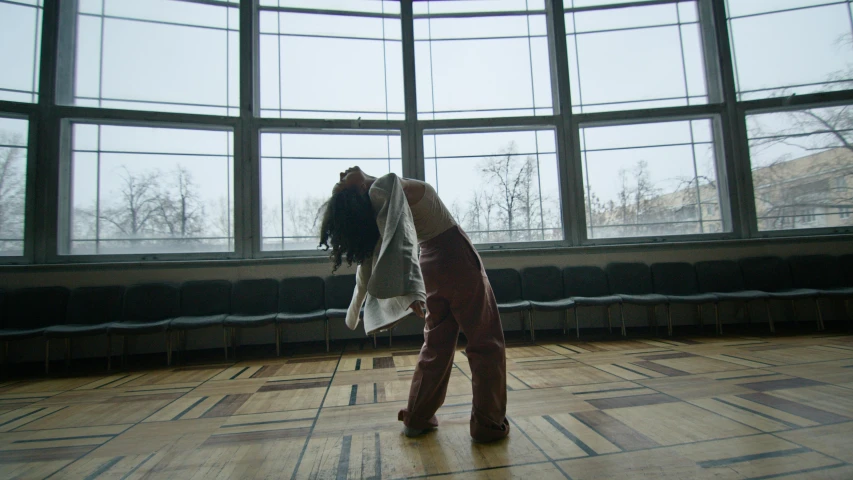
325;275;356;310
67;286;124;325
180;280;231;316
651;262;700;296
2;287;70;330
486;269;523;303
231;279;279;315
739;256;792;292
521;266;563;302
123;283;180;322
788;255;841;290
838;254;853;287
280;276;325;313
563;266;611;297
695;260;745;293
606;262;653;295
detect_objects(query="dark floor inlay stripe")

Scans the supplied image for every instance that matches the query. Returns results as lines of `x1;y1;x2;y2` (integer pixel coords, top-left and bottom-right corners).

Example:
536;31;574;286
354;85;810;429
349;385;358;406
574;387;646;396
738;392;850;424
639;352;697;361
354;359;361;371
571;410;659;451
258;381;330;393
612;364;651;379
172;396;208;421
201;426;311;446
222;417;311;428
0;407;46;427
742;344;795;352
229;367;249;380
717;373;778;381
0;445;94;463
586;393;678;410
740;378;825;392
203;393;252;418
630;361;690;377
720;354;772;366
712;398;800;428
111;393;184;403
543;415;596;457
84;456;124;480
288;356;339;364
120;452;155;480
374;432;382;479
697;447;809;468
251;365;279;378
373;357;394;369
746;462;847;480
96;375;130;389
336;435;352;480
14;434;115;444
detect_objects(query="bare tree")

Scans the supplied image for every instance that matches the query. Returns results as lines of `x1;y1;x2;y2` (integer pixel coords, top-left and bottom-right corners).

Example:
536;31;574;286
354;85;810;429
0;133;25;244
479;142;530;241
99;167;160;239
154;166;205;240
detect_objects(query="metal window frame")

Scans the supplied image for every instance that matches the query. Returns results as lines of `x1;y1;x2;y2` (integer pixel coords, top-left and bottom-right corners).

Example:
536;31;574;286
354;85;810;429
3;0;853;266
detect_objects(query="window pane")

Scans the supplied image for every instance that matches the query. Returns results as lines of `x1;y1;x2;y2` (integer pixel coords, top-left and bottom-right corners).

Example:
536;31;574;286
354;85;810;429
747;105;853;231
424;129;563;243
727;1;853;100
566;1;707;113
580;119;726;239
416;3;553;119
0;116;28;256
259;3;403;120
67;0;239;115
260;132;402;251
66;124;235;255
0;0;42;103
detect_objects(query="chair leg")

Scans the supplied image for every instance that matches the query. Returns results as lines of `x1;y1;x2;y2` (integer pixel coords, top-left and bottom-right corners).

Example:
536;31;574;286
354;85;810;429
181;330;188;364
372;333;377;348
765;300;775;333
65;338;71;370
529;310;535;343
697;304;704;334
791;300;799;325
666;304;673;337
231;328;238;359
606;306;612;334
574;306;580;339
223;328;229;361
166;332;172;366
325;320;330;353
564;309;570;337
715;302;722;335
107;334;112;371
619;304;627;337
846;299;852;331
389;328;393;347
815;298;825;331
44;339;50;375
122;336;128;368
744;301;752;324
275;325;281;357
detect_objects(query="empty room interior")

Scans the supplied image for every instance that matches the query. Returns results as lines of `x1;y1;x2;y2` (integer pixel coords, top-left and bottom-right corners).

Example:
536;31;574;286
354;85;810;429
1;0;853;478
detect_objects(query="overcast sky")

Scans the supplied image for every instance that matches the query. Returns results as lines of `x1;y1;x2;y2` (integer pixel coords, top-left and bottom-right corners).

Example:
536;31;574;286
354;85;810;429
1;0;852;248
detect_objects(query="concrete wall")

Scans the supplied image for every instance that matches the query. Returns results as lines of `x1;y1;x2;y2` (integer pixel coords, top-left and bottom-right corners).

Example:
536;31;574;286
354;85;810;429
1;235;852;363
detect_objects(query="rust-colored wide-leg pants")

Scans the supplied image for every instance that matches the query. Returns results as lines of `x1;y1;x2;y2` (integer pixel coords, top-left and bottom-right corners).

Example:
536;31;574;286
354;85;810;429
398;226;509;442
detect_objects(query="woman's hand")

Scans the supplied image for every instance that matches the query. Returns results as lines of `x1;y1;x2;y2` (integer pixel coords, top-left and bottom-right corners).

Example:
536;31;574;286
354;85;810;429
409;301;427;318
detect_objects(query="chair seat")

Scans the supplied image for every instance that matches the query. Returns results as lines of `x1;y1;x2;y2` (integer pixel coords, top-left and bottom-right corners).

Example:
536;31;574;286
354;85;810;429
0;328;46;340
529;298;575;312
618;293;668;305
571;295;622;306
109;319;172;335
767;288;820;300
171;314;227;329
712;290;770;301
45;324;111;338
325;308;363;319
496;300;530;313
224;314;277;327
666;293;718;304
277;310;327;324
819;287;853;297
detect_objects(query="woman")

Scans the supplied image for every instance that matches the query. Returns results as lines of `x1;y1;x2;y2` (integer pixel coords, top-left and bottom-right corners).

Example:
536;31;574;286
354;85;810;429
319;166;510;443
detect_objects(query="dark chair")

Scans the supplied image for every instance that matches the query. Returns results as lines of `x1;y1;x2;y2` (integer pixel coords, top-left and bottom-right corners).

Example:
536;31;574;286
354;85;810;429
171;280;231;361
523;266;574;338
606;263;668;334
563;266;623;337
109;283;180;366
788;255;853;327
651;263;718;335
740;257;822;331
486;269;532;341
277;277;328;353
0;287;69;371
840;255;853;287
324;274;377;347
695;260;770;334
224;279;279;358
45;286;124;373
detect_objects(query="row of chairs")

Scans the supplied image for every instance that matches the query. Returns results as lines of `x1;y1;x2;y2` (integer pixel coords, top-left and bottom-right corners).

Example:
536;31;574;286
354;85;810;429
495;255;853;341
0;276;367;373
1;254;851;373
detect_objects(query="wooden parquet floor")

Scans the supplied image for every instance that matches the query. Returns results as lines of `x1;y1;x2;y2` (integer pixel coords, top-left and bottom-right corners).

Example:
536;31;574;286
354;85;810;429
2;333;853;479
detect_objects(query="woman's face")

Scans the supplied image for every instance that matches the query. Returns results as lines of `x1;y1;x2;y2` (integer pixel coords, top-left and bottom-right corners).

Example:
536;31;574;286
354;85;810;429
333;166;367;195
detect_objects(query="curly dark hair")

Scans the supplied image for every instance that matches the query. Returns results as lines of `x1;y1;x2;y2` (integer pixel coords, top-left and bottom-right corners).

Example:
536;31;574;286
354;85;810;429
318;185;380;272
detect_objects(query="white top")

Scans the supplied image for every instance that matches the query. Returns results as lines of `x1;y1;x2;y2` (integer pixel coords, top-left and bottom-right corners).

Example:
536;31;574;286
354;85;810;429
408;181;457;243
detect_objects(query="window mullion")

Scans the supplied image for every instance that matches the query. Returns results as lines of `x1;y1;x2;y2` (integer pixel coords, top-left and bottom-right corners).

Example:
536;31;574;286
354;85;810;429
401;0;422;180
